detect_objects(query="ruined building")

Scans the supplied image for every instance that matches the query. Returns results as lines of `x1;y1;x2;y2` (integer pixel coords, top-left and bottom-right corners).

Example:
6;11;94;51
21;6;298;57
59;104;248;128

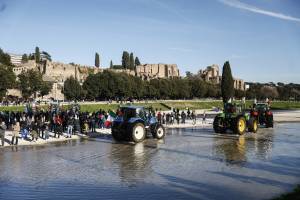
10;59;180;100
198;64;245;91
136;64;180;80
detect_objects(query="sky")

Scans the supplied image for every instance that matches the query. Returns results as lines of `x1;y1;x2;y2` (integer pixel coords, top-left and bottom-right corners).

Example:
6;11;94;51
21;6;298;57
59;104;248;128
0;0;300;83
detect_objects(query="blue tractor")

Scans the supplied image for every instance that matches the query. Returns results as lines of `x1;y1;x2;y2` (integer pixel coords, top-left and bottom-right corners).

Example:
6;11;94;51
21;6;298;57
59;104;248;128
111;106;165;143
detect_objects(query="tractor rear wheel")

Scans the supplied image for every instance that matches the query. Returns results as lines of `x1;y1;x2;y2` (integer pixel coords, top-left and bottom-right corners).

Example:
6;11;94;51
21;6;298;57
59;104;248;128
234;116;246;135
131;123;146;143
248;117;258;133
266;114;274;128
213;116;225;133
152;124;165;139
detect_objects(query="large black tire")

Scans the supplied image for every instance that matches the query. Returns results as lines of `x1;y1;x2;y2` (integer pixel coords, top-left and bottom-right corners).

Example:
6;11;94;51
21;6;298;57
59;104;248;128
248;117;258;133
233;116;246;135
265;114;274;128
131;123;146;143
213;116;225;133
152;124;165;139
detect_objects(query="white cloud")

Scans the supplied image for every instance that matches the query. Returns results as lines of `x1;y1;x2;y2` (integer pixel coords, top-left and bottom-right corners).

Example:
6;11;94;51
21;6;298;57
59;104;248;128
219;0;300;22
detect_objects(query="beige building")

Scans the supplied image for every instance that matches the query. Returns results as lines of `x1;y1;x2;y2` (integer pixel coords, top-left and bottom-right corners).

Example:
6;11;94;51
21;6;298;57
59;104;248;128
198;64;245;91
9;53;23;65
10;60;101;100
136;63;180;80
10;59;180;100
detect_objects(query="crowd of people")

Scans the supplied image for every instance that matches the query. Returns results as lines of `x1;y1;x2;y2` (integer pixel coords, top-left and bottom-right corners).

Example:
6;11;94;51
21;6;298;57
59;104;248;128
0;103;206;147
0;106;113;146
156;108;199;125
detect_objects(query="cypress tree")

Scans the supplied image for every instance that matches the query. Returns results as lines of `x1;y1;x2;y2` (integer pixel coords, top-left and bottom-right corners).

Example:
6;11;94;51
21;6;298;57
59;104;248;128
95;52;100;67
21;54;28;63
35;46;40;63
130;53;134;70
110;60;113;68
135;57;141;66
122;51;130;69
221;61;234;103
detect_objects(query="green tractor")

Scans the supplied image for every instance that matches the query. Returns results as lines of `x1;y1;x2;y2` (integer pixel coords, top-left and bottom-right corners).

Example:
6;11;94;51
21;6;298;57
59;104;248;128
213;102;258;135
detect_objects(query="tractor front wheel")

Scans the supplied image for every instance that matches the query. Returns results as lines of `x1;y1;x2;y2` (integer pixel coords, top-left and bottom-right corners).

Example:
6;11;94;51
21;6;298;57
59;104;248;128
131;123;146;143
234;116;246;135
152;124;165;139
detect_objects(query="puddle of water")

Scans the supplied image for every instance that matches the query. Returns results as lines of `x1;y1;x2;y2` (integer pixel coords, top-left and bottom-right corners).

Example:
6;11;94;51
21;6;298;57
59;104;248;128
0;123;300;200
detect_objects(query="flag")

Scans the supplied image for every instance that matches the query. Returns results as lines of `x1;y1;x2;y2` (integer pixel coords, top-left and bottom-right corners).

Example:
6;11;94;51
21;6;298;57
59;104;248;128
104;111;116;128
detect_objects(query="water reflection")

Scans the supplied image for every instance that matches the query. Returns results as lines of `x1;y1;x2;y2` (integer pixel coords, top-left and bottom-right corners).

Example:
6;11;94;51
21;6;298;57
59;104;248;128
251;129;274;160
213;135;247;166
110;141;154;186
213;130;274;165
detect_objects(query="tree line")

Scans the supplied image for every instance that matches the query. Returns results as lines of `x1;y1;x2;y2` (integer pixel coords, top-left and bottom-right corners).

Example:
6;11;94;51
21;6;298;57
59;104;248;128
63;70;221;101
246;82;300;101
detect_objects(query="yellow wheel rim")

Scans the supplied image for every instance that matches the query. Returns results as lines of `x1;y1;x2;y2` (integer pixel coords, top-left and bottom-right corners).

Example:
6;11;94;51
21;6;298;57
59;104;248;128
238;119;245;132
253;121;258;131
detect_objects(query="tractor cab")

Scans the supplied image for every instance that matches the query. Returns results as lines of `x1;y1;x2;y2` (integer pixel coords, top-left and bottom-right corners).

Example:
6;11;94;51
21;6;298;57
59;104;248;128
224;103;244;116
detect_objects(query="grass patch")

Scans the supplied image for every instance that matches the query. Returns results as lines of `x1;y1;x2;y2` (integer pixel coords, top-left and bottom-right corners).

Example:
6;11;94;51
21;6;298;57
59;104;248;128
0;105;25;112
72;102;168;112
1;101;299;112
76;104;119;112
161;101;223;110
270;101;300;110
272;185;300;200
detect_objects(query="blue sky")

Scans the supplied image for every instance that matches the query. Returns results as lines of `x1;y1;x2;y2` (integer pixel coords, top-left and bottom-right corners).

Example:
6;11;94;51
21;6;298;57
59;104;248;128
0;0;300;83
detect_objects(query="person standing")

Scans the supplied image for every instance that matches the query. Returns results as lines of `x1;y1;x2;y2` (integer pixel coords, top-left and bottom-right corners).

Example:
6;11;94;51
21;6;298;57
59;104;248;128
30;123;39;142
0;119;7;146
181;111;186;124
37;116;43;139
55;115;63;138
202;110;206;124
67;117;74;138
187;108;191;119
11;121;20;145
157;111;162;124
90;114;96;133
191;110;196;125
162;113;166;124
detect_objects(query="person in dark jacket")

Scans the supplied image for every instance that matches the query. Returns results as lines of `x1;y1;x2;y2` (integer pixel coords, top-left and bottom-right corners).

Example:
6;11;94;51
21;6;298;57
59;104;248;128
0;119;7;146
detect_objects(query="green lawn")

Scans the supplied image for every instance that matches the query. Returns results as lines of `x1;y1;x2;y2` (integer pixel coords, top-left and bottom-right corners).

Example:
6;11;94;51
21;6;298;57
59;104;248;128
160;101;223;110
269;101;300;110
1;101;300;112
0;105;25;112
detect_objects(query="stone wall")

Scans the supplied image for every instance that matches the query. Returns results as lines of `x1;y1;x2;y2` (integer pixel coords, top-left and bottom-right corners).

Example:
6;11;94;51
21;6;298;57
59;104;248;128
12;60;36;76
136;64;180;80
199;65;245;91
